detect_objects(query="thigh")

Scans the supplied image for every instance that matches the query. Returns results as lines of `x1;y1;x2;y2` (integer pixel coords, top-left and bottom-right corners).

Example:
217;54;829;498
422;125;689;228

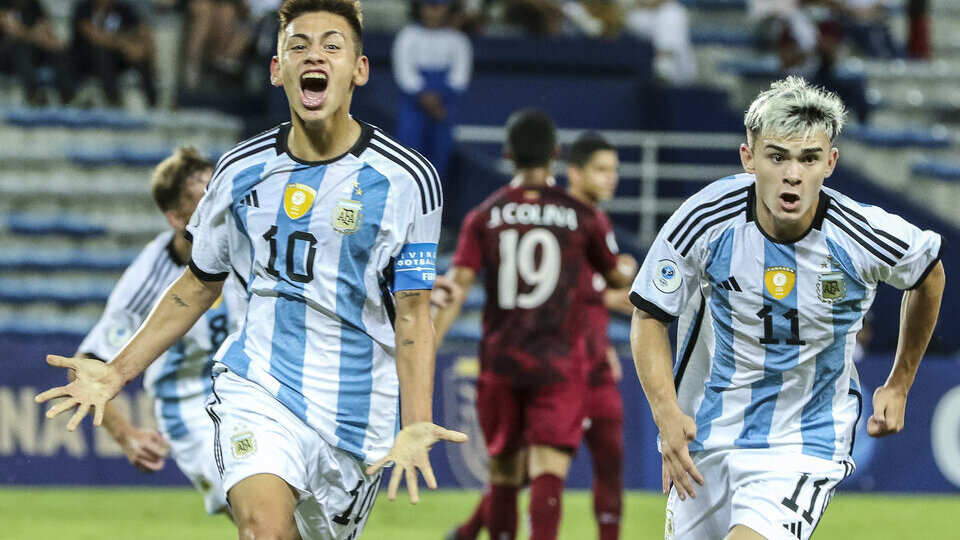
207;369;312;496
667;450;731;540
524;379;586;451
295;443;382;540
477;375;524;457
586;379;623;422
728;451;850;540
229;473;301;539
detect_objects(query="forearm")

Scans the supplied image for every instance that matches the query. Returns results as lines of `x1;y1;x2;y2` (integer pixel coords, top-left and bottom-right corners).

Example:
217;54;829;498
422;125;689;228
886;262;945;392
630;309;679;423
100;401;136;442
395;291;436;425
432;267;475;347
111;269;222;385
603;288;635;317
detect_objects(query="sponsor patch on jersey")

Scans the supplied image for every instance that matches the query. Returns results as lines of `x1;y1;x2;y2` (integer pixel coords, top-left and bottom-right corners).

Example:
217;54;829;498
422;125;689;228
654;260;682;293
764;266;796;300
818;271;846;303
332;199;363;234
231;431;257;459
283;183;317;220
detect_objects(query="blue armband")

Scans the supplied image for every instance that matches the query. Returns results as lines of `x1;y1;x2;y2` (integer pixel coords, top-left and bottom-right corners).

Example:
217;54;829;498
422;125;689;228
393;243;437;291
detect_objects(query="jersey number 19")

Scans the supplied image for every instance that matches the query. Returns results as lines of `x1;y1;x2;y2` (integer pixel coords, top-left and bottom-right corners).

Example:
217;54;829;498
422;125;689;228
497;228;561;310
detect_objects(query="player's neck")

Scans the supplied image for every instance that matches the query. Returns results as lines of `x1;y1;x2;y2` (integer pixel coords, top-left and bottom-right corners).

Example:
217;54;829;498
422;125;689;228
171;233;191;265
567;186;596;206
287;111;360;162
754;195;818;242
512;167;554;187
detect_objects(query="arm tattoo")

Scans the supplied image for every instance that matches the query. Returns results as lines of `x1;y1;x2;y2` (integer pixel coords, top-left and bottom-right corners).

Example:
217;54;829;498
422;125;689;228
397;291;422;299
401;339;415;346
171;294;189;308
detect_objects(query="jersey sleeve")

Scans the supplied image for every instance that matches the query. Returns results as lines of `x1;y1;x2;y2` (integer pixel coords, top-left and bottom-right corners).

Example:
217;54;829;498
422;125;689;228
186;173;232;281
392;27;424;95
77;254;157;361
451;209;484;271
583;208;618;275
394;182;442;291
860;206;943;290
629;210;703;323
447;33;473;92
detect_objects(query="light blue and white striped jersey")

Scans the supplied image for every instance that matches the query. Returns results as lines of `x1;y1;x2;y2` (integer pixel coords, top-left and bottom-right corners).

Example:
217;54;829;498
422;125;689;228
186;121;442;463
630;173;942;461
79;231;243;439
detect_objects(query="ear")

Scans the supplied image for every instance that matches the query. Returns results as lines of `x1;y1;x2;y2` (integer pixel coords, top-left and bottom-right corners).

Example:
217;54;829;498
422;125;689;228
823;147;839;179
739;143;755;174
352;55;370;87
269;56;282;87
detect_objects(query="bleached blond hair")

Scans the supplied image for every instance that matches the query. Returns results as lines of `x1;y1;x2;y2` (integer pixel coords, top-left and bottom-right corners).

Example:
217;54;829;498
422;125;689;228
744;76;847;146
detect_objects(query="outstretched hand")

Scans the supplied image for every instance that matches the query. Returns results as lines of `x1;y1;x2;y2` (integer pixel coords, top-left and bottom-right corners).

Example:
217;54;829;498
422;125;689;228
366;422;468;503
34;355;124;431
657;408;704;501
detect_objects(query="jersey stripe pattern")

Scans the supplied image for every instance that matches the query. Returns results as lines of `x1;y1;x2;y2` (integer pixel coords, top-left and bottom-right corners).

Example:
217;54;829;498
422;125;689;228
631;173;942;461
186;121;442;463
78;231;241;439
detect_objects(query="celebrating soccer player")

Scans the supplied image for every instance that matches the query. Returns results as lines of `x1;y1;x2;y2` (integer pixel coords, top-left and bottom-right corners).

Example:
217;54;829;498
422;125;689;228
76;147;242;516
434;110;636;540
630;76;945;540
36;1;467;539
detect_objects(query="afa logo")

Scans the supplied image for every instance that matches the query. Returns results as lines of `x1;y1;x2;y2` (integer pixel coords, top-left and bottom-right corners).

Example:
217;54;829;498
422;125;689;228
818;271;846;303
231;430;257;459
654;260;682;293
332;199;363;234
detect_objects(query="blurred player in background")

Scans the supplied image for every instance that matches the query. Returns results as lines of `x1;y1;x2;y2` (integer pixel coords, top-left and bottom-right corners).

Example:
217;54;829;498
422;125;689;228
630;76;944;540
445;131;636;540
76;147;241;516
434;109;636;540
36;1;466;539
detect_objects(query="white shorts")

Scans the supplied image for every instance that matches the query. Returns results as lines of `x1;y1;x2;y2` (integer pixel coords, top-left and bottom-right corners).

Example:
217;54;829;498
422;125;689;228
154;393;226;515
207;368;382;540
665;448;853;540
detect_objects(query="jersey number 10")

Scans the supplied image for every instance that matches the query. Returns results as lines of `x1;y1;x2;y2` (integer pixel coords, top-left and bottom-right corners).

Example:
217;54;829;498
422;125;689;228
263;226;318;283
497;228;561;310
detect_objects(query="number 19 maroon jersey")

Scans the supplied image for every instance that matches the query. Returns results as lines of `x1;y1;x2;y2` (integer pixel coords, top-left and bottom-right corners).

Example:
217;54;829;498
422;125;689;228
452;183;618;387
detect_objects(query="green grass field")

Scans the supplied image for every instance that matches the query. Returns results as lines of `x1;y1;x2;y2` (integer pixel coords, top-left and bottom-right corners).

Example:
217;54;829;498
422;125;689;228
1;488;957;539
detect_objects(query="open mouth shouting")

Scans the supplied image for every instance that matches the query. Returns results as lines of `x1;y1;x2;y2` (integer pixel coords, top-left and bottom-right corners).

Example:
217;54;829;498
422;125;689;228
300;70;329;109
779;192;800;212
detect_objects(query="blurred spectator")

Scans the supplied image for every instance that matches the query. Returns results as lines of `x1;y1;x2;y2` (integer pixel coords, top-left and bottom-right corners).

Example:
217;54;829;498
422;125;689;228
564;0;624;38
906;0;928;59
0;0;74;105
503;0;565;36
182;0;253;90
624;0;696;85
750;0;819;55
834;0;899;58
393;0;473;182
71;0;158;107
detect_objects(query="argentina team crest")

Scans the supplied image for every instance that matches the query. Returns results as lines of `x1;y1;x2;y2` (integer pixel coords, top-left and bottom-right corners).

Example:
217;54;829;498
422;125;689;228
818;271;846;303
764;266;796;300
332;199;363;234
283;183;317;220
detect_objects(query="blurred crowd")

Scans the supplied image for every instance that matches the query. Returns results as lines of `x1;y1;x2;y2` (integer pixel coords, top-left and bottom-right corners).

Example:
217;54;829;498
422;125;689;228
0;0;929;111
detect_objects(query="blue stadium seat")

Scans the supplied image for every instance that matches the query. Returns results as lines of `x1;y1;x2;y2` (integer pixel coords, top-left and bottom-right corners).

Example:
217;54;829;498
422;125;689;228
911;160;960;182
0;249;138;272
0;279;112;306
5;213;107;238
2;107;148;130
691;28;753;47
844;126;952;149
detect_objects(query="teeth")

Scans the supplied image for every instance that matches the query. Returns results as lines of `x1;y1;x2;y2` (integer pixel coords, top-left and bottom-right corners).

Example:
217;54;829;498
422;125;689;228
303;72;327;81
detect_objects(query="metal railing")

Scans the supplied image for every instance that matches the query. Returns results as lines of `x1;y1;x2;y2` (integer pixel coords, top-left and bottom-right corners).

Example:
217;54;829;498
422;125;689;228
454;125;745;246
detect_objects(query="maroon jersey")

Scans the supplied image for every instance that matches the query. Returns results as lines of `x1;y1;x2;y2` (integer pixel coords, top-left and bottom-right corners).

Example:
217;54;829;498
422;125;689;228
578;209;618;387
452;183;618;387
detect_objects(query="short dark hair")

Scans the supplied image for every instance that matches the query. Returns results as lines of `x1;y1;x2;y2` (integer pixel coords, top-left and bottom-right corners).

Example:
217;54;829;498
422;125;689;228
567;131;615;167
278;0;363;55
506;108;556;169
151;147;213;212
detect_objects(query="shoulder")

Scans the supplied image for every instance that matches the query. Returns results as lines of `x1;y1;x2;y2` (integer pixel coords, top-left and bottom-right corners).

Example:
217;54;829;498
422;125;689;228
660;173;752;254
209;124;283;189
821;187;913;266
358;123;442;215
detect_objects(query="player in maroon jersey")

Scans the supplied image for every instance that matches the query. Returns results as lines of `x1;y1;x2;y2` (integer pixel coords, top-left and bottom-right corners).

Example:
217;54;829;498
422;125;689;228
434;110;635;540
566;132;636;540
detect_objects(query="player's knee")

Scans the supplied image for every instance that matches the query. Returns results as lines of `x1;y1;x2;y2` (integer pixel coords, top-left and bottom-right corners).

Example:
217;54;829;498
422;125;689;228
528;445;572;479
237;515;297;540
489;454;525;485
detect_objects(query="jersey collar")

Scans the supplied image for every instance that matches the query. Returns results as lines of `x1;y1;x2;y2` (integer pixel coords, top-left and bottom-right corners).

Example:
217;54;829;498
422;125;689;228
745;183;831;244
